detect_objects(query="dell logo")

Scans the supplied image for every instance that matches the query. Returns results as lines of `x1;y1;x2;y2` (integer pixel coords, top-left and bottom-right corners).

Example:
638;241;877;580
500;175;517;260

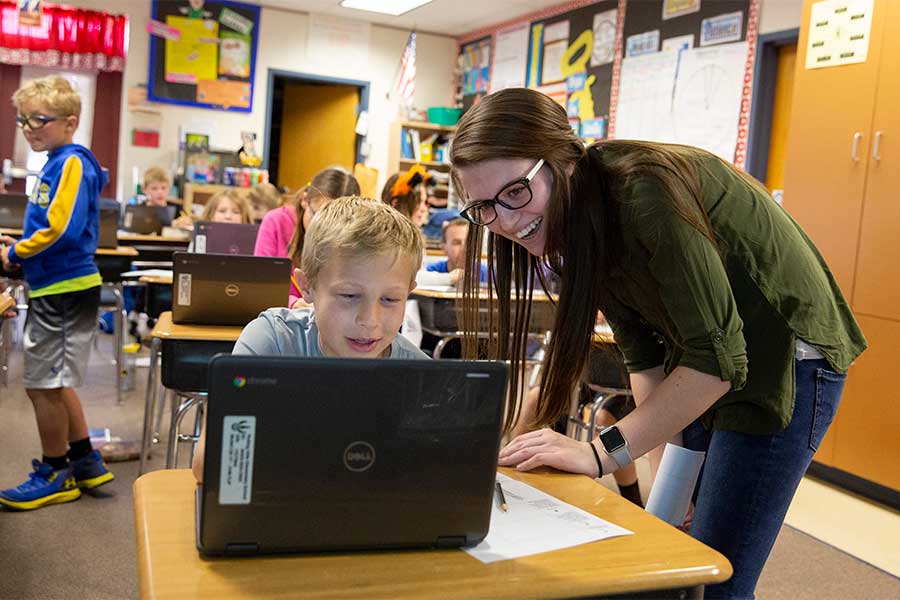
343;441;376;472
224;284;240;297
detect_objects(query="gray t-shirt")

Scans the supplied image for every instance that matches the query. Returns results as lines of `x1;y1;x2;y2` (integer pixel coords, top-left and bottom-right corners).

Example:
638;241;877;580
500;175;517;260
233;307;430;360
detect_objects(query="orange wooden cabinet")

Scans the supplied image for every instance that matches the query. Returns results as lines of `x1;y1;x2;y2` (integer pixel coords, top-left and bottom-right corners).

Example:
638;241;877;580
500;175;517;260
783;0;899;492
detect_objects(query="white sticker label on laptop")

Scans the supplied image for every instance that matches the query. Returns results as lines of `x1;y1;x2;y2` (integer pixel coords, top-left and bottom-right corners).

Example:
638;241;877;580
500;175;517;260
124;212;133;228
195;234;206;254
219;415;256;505
177;273;192;306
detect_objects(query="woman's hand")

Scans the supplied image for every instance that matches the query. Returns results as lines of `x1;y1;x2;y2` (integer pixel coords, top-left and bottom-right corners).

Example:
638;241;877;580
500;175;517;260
499;428;599;477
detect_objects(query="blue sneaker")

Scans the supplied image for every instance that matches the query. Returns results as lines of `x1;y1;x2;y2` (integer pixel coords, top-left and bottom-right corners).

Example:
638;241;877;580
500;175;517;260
71;450;115;489
0;460;81;510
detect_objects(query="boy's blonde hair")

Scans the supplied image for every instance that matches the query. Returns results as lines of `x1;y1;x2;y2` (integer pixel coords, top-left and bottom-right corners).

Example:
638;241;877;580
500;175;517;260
12;75;81;118
201;190;252;224
143;167;170;187
246;183;280;211
301;196;423;285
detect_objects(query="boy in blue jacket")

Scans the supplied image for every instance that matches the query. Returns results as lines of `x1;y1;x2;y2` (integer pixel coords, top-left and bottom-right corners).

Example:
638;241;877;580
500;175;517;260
0;75;114;510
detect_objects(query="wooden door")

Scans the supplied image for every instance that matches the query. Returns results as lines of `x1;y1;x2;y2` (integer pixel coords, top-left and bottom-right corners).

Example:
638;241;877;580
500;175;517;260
832;315;900;490
279;82;359;192
851;0;900;321
765;43;797;191
781;0;888;296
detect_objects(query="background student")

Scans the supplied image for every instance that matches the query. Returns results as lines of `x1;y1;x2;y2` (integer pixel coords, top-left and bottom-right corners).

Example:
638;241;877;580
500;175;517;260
381;165;431;229
282;167;360;308
246;182;281;223
451;88;865;598
0;75;114;510
131;166;176;227
192;196;428;481
382;166;455;288
426;217;487;284
173;189;253;231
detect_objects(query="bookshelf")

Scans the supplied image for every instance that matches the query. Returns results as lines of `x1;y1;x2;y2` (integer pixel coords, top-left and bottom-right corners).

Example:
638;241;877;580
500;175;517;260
388;121;457;201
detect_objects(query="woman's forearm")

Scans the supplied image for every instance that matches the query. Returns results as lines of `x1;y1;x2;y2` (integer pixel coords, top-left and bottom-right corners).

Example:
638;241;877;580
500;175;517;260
597;365;729;476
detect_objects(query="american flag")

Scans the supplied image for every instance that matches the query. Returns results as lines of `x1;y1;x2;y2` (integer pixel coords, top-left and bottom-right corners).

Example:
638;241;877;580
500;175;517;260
395;31;416;102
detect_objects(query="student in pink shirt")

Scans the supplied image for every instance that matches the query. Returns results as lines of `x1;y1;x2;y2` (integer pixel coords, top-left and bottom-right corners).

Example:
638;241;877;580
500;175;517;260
254;167;360;307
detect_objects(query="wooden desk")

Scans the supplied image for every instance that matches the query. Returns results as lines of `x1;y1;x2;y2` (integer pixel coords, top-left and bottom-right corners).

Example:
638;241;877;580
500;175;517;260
133;468;731;599
139;275;174;286
0;227;22;236
118;232;190;244
140;312;245;474
411;288;555;358
96;246;139;257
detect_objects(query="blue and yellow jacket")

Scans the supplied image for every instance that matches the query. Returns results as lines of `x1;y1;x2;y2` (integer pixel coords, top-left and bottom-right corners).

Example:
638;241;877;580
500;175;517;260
7;144;106;296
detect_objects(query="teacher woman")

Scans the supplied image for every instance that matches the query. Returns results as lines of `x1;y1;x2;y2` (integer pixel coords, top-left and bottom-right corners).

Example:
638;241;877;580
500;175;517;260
451;88;865;599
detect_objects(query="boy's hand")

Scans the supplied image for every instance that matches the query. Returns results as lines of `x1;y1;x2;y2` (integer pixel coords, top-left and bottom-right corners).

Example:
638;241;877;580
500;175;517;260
0;236;19;271
448;268;464;286
0;292;16;318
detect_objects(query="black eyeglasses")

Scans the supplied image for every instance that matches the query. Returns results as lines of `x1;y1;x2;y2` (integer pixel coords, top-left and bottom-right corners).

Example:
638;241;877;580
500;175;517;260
460;159;545;226
15;114;66;130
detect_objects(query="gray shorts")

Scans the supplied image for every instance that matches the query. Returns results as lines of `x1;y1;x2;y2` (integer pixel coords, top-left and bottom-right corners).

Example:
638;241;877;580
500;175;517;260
23;286;100;389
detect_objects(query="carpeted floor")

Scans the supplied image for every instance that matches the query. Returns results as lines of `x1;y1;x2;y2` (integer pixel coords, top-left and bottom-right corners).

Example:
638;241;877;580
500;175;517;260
0;337;897;599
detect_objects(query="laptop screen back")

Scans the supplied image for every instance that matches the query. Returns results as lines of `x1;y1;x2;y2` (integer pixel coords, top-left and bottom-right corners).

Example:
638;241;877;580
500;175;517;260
171;252;291;325
197;355;507;556
192;221;260;255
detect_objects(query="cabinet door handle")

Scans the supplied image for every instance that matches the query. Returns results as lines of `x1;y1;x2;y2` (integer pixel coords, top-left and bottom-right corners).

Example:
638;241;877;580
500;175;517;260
851;132;862;161
872;131;883;161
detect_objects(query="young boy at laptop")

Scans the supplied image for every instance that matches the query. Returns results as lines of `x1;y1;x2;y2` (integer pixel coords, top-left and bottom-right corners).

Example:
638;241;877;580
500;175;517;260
0;75;114;510
192;196;429;481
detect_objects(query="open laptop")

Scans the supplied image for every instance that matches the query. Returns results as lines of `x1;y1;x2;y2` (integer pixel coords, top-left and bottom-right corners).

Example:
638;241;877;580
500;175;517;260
196;355;508;556
0;193;27;229
192;221;260;255
98;204;119;249
172;252;291;325
122;204;170;234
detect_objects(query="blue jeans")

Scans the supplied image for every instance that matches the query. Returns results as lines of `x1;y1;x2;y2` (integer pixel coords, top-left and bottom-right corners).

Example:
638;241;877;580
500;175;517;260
682;359;846;599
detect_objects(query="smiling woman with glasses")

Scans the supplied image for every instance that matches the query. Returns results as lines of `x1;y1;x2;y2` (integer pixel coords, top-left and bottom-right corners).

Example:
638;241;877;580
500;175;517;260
460;158;544;226
449;87;865;599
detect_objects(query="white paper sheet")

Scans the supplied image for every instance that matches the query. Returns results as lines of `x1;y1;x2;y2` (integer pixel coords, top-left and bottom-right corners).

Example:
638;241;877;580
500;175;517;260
591;9;618;67
670;41;748;161
464;473;633;563
119;269;174;278
614;51;681;143
491;25;529;92
645;443;706;527
805;0;873;69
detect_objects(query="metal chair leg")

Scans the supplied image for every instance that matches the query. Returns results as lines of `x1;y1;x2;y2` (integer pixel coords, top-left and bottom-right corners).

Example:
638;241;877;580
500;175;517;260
139;337;161;475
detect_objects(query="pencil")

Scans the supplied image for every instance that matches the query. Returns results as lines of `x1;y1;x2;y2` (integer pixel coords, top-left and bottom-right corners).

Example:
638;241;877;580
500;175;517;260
495;481;508;512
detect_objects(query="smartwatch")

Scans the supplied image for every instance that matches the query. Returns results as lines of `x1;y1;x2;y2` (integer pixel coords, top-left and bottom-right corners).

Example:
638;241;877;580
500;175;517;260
599;425;633;469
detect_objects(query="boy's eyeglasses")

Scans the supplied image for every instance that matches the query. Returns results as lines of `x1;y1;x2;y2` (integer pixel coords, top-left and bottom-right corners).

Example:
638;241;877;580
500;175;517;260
460;159;545;226
15;114;66;130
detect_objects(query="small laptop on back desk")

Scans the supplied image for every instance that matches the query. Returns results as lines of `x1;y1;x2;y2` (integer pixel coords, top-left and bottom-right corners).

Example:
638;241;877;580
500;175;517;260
171;252;291;326
196;355;507;556
0;193;27;229
192;221;260;255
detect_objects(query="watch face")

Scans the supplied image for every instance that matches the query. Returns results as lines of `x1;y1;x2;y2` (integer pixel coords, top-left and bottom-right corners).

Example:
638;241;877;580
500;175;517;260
600;426;626;453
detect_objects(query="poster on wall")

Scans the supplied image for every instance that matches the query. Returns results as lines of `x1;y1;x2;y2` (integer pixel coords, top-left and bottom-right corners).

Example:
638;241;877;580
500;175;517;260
490;25;529;92
148;0;260;112
525;0;620;140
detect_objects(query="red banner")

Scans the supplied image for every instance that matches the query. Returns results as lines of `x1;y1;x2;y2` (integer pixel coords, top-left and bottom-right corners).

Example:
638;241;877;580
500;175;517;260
0;1;128;71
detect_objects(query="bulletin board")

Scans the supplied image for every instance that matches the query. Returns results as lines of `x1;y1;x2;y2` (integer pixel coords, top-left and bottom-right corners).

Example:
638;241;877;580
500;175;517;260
459;36;492;112
147;0;260;112
455;0;757;166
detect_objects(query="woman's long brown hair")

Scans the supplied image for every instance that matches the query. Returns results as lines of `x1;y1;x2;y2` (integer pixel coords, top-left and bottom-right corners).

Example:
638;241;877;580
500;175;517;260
288;168;360;267
450;88;746;433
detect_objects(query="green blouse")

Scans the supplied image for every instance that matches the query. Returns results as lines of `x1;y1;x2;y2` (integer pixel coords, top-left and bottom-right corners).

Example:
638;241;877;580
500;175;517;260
594;144;866;435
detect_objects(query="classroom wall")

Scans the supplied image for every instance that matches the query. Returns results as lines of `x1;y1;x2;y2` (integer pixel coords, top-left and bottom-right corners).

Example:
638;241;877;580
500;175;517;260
759;0;802;34
47;0;457;200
